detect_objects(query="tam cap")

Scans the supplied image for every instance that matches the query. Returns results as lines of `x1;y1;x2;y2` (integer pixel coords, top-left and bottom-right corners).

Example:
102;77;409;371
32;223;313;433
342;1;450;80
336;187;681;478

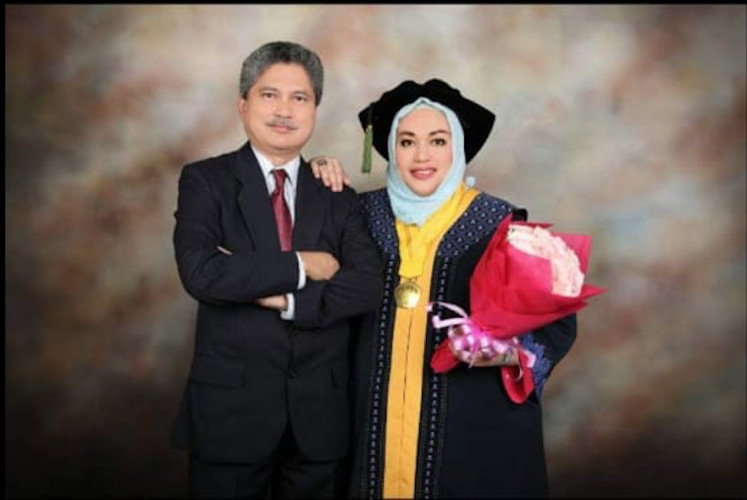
358;78;496;172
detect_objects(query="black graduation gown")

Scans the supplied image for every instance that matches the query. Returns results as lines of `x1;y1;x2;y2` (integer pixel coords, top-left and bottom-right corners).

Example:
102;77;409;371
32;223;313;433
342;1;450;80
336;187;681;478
347;189;577;499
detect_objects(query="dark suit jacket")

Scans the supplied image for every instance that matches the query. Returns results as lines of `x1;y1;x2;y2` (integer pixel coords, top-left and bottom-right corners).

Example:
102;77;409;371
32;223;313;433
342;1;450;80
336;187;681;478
171;142;383;464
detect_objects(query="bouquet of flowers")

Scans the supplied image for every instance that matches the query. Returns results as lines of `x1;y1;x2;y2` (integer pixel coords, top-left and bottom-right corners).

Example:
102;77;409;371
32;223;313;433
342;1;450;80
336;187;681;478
429;213;605;403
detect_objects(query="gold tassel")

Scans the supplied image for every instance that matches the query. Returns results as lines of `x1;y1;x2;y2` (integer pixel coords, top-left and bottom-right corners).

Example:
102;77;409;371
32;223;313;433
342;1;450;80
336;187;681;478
361;106;373;174
362;123;373;174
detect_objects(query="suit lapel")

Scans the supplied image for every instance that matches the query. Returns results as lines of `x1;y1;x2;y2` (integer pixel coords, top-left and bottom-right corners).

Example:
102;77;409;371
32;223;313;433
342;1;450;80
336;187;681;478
232;143;281;251
293;159;325;249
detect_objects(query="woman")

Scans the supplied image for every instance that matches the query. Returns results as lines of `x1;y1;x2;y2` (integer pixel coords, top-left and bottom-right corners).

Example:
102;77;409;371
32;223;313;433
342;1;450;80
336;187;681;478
315;79;576;498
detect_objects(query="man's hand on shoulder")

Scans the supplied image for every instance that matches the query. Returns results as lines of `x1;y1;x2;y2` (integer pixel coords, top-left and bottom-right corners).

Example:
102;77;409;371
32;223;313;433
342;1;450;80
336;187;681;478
310;156;351;193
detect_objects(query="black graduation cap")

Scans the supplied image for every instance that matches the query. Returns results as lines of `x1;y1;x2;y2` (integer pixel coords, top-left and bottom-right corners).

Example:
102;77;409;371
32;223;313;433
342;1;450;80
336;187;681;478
358;78;496;173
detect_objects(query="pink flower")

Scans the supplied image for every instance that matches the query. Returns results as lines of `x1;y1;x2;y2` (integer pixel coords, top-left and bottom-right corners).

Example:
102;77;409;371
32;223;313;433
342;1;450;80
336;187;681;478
506;224;584;297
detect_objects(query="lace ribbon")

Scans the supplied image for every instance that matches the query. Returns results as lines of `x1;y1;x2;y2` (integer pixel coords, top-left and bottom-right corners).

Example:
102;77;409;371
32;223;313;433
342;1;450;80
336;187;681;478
427;301;536;370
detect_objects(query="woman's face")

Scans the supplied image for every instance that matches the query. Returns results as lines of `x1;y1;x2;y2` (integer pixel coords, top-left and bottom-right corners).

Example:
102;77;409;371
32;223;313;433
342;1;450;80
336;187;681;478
394;107;453;197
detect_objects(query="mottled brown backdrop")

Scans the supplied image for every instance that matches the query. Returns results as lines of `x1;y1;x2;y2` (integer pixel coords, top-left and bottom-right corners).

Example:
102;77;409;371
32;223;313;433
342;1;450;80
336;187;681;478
5;5;746;497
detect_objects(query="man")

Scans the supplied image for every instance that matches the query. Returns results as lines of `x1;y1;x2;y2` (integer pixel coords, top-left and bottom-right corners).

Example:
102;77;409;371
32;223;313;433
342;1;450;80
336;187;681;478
171;41;383;498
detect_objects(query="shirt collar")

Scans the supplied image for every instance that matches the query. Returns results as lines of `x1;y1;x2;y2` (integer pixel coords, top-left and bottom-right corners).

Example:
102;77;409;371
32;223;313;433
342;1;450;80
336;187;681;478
251;145;300;189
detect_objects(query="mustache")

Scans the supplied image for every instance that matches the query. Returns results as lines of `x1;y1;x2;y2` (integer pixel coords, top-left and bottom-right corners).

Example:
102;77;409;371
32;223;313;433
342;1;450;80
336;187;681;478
267;119;298;130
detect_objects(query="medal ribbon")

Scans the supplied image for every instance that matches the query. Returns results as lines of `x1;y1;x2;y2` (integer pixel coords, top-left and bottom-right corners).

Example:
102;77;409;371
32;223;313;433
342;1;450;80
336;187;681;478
395;183;471;280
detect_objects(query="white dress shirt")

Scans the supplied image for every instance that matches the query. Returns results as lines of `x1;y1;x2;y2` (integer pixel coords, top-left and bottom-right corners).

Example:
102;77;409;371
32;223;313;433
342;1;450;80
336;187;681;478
252;146;306;320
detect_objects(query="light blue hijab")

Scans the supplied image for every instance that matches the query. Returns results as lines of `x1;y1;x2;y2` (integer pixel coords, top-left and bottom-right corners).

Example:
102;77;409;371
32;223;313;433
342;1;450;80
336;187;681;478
386;97;472;227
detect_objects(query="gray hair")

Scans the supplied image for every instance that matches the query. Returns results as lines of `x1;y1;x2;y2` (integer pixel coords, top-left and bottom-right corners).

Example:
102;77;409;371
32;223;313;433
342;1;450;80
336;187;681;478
239;41;324;106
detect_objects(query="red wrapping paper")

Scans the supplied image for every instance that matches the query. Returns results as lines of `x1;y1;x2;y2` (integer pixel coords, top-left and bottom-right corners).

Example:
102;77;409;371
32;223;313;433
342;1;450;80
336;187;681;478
430;213;605;403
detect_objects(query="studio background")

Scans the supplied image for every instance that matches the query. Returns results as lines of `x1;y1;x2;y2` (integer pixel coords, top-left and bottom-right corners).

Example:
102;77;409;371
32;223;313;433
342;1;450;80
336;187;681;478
5;5;746;497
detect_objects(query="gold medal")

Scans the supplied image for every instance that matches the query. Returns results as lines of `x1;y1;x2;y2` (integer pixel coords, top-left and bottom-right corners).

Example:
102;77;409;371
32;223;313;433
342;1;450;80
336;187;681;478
394;278;422;309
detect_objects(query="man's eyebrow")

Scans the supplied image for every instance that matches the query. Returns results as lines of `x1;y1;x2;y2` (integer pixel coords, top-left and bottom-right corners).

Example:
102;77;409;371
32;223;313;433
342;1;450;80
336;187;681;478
257;85;310;95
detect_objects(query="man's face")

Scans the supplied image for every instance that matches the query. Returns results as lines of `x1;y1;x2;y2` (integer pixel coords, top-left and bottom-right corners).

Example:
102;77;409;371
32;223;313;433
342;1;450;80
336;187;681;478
238;63;316;165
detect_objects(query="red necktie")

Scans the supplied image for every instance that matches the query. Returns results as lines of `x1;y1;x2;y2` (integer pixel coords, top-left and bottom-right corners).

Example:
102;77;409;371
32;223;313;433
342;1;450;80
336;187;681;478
270;169;293;251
